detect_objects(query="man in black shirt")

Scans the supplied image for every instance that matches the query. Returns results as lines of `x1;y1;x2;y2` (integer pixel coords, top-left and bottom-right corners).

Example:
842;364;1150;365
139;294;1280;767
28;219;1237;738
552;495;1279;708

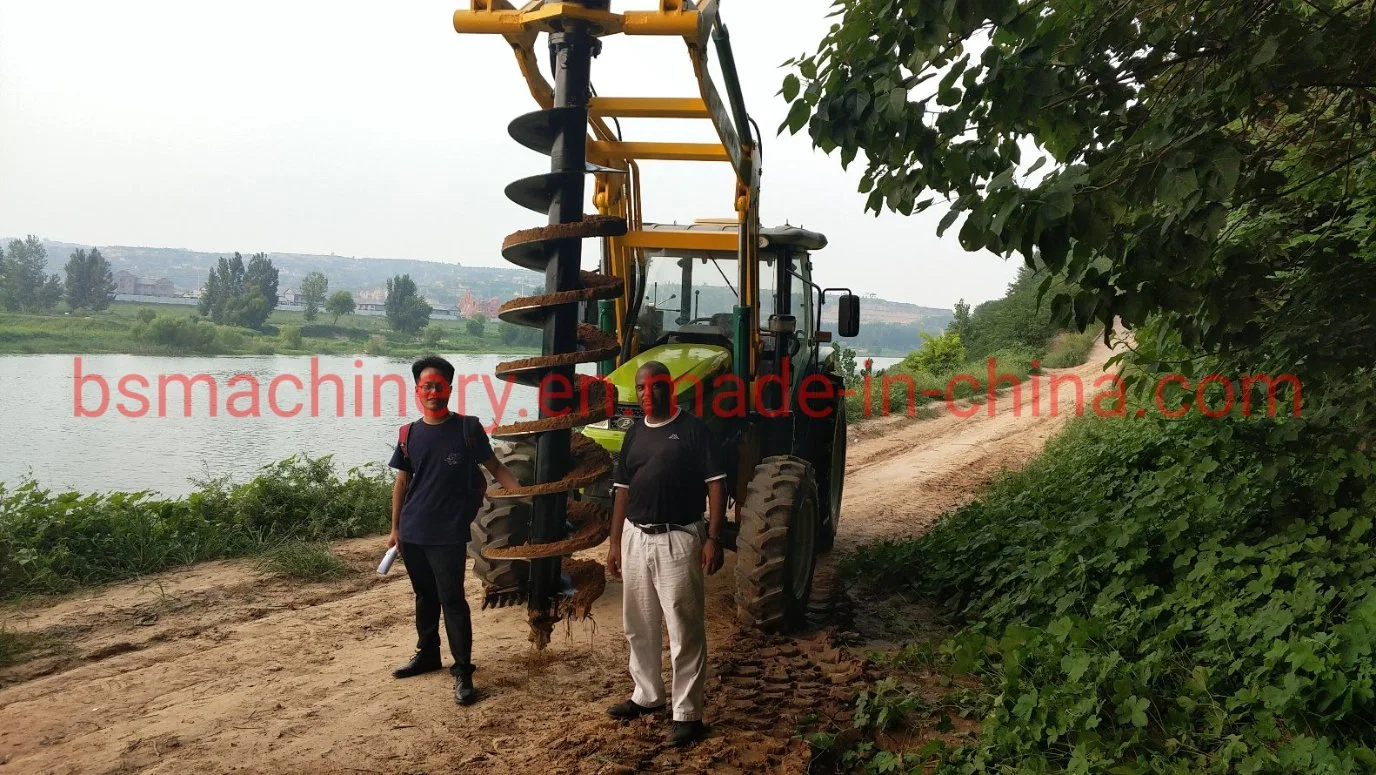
606;360;727;747
387;355;520;706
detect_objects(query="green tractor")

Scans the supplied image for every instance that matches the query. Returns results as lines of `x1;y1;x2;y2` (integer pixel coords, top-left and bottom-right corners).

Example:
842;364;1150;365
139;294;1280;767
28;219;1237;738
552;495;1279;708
471;221;860;632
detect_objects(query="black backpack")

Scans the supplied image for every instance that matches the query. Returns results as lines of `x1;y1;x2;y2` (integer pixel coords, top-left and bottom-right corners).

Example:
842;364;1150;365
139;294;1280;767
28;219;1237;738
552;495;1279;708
397;412;487;525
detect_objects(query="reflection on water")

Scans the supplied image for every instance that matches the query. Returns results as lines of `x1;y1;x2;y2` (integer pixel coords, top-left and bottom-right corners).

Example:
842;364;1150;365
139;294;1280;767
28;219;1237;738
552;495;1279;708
0;354;550;497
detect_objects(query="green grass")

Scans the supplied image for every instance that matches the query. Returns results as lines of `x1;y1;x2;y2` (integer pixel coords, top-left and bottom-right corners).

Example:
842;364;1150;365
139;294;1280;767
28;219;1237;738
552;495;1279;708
0;455;391;600
1041;327;1101;368
0;627;44;668
255;541;350;582
0;302;539;357
848;346;1042;421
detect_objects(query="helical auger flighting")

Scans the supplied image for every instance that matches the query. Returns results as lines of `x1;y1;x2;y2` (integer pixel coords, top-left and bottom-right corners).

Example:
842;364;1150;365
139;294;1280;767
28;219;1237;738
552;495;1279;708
479;16;622;649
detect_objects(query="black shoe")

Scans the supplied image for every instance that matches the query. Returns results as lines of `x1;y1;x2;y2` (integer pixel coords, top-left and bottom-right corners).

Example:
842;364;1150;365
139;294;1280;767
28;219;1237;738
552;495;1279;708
453;664;477;705
668;720;707;747
607;700;664;720
391;650;442;679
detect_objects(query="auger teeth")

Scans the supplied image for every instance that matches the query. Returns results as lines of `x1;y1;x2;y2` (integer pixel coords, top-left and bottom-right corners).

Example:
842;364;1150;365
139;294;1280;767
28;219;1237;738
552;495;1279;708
556;558;607;622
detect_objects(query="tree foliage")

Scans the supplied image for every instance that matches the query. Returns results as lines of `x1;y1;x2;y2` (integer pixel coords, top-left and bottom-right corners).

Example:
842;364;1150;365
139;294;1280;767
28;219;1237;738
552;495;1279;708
964;265;1079;357
465;312;486;338
300;271;328;322
385;274;430;334
0;236;62;313
903;330;967;373
784;0;1376;393
946;297;973;345
326;290;355;324
198;252;279;330
63;248;116;311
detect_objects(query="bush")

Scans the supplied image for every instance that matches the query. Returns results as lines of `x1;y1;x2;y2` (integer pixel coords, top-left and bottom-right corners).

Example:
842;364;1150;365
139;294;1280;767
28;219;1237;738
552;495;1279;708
0;456;391;598
903;330;966;373
423;325;445;346
279;325;303;348
140;315;220;354
217;327;253;351
466;314;486;337
844;414;1376;771
366;335;390;356
135;308;157;324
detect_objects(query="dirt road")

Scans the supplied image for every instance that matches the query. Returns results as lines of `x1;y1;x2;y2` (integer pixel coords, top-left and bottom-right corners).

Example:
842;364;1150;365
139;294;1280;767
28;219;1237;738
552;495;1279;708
0;341;1115;775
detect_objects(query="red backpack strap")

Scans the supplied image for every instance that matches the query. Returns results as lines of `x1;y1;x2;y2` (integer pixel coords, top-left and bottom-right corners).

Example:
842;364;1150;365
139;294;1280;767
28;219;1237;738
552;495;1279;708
398;420;416;461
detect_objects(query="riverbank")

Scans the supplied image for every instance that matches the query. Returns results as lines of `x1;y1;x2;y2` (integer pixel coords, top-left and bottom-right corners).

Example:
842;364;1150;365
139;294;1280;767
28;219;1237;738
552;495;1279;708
0;302;539;357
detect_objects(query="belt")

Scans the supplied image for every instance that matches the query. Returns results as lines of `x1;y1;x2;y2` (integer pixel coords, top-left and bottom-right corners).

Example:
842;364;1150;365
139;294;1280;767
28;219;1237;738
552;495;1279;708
632;521;701;535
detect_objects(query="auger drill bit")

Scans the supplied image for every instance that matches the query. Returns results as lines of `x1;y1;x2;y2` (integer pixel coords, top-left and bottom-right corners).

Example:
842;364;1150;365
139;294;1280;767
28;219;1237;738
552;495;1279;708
480;3;622;649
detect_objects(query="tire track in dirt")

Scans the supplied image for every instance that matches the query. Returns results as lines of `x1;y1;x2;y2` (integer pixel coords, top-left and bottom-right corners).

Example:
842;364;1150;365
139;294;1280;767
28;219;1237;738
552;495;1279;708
0;343;1117;775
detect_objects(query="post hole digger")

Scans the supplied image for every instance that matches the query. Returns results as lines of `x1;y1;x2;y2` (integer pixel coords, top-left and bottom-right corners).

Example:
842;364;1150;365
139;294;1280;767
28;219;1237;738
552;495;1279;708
453;0;861;649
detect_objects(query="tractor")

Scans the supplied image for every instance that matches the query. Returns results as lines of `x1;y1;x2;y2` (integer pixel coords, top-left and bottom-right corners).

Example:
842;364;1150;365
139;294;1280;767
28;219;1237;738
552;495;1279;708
452;0;860;645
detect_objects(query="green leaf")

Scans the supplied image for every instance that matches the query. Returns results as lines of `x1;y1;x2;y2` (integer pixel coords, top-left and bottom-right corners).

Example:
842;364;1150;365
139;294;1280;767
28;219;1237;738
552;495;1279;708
781;73;800;103
1061;652;1092;682
937;207;961;237
888;88;907;118
783;99;811;135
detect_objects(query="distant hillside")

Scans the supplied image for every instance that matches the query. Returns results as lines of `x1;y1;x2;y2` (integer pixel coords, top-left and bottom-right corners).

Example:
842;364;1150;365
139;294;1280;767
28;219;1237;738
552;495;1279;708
5;237;950;351
854;294;951;326
17;240;536;308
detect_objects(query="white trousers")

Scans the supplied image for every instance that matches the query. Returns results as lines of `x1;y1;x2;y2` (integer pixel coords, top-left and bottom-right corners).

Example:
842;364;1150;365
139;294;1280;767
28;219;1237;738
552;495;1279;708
621;520;707;722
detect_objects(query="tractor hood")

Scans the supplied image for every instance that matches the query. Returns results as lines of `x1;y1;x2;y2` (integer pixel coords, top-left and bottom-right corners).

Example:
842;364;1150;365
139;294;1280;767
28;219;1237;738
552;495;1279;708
606;343;732;404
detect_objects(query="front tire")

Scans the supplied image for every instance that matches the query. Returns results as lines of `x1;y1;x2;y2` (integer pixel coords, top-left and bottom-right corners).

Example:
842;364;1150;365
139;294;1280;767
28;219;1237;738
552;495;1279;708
734;456;821;632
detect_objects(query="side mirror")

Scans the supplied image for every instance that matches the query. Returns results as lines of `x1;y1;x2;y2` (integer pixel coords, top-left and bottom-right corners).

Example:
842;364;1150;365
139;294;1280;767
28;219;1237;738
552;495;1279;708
838;294;860;337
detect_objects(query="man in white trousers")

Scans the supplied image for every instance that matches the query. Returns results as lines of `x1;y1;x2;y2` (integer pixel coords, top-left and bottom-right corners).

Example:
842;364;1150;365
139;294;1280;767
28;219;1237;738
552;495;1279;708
606;360;727;747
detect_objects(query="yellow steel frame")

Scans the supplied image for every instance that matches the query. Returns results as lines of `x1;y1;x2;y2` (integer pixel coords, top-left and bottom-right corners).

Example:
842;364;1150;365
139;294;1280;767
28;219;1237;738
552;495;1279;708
454;0;761;378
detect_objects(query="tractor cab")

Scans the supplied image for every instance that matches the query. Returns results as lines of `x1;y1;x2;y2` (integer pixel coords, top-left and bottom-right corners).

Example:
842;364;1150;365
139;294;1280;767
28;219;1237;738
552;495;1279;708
584;220;850;447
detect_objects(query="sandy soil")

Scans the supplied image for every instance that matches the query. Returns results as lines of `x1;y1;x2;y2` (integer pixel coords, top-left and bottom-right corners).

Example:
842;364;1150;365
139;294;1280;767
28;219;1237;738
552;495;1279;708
0;340;1117;775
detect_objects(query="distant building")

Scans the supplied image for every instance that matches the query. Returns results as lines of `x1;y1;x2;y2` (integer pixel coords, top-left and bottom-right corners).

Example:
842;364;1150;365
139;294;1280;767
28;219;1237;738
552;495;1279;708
458;289;503;317
114;271;176;296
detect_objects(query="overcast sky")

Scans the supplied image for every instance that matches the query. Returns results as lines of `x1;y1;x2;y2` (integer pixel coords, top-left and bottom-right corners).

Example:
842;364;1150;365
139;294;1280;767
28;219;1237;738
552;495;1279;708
0;0;1022;310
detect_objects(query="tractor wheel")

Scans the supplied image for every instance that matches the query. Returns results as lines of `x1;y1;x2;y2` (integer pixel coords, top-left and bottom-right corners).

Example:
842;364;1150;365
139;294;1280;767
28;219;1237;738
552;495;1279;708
818;397;847;552
734;456;821;632
468;439;535;595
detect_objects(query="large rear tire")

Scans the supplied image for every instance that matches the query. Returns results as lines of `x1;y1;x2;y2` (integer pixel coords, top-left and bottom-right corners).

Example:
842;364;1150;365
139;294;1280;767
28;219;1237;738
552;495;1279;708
734;456;820;632
468;439;534;595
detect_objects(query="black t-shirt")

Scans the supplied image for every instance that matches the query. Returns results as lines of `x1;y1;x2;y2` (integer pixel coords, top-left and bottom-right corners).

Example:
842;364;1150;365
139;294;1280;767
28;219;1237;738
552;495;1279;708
387;413;494;545
613;410;725;525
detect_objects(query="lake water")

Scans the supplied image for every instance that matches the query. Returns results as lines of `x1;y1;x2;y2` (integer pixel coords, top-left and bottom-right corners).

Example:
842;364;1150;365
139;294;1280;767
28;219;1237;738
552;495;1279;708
0;353;555;497
0;351;906;498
